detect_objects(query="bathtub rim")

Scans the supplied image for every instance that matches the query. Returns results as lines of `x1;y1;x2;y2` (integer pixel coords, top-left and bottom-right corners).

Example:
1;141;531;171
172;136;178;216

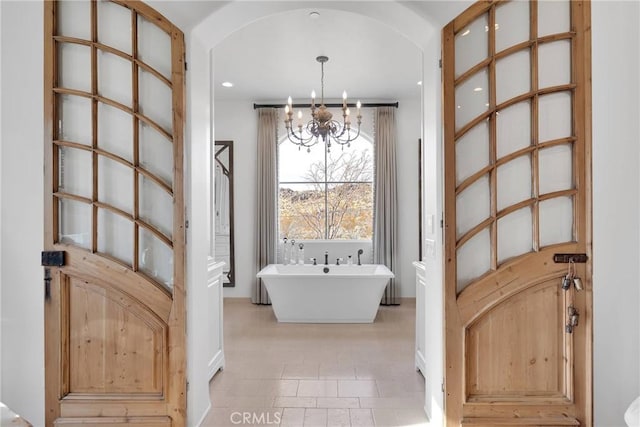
256;263;395;279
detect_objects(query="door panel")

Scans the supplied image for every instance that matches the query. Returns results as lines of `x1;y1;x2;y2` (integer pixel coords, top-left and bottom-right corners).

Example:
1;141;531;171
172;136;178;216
44;1;185;425
66;276;165;395
443;1;591;425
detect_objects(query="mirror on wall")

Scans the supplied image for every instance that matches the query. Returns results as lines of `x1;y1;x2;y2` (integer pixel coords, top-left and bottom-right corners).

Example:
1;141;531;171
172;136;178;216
214;141;235;286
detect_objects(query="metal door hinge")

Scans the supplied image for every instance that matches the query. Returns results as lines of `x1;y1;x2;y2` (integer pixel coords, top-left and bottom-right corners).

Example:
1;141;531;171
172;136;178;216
439;59;442;68
44;268;52;301
442;380;445;392
185;220;189;229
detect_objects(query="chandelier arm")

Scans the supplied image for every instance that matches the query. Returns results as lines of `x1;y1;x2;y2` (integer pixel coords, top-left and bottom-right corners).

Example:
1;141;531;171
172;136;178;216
285;123;319;148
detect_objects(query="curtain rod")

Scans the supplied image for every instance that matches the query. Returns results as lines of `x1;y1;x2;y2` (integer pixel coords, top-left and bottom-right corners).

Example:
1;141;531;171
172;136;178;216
253;102;399;109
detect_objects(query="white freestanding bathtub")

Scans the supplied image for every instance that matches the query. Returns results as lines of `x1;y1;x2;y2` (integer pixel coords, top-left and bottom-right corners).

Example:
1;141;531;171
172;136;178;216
256;264;394;323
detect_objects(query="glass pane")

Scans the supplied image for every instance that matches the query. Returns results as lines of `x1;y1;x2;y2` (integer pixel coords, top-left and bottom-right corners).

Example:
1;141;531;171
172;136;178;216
495;1;530;52
279;183;326;240
98;51;132;107
56;0;90;40
279;139;330;182
98;103;133;161
139;175;173;239
326;183;373;240
539;196;574;246
58;146;92;198
58;94;92;145
139;68;172;134
455;68;489;131
539;144;573;194
139;227;173;289
456;120;489;185
455;13;488;78
497;154;532;211
139;122;173;186
497;101;531;159
97;0;131;54
456;174;491;238
538;91;572;142
98;156;133;214
97;208;133;266
137;15;172;79
457;227;491;292
538;0;570;37
498;206;533;264
58;43;91;92
496;49;530;104
538;40;571;89
59;198;91;249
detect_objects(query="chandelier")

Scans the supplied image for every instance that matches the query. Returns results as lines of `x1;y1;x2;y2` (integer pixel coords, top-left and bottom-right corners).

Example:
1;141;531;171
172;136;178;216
284;55;362;152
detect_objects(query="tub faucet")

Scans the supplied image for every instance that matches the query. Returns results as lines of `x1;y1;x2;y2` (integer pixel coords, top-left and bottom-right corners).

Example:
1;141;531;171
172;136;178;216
310;257;317;266
336;258;343;266
357;249;364;265
324;251;329;265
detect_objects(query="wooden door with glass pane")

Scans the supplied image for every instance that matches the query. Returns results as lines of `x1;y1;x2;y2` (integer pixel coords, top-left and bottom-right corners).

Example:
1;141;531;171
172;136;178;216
443;1;591;425
43;1;185;425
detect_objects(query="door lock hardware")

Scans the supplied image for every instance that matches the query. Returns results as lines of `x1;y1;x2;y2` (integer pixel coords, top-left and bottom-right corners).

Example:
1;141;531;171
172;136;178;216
553;253;588;263
565;305;579;333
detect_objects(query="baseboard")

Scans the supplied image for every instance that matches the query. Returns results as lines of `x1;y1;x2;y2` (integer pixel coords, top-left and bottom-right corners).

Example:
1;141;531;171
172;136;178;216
194;402;212;427
208;350;225;380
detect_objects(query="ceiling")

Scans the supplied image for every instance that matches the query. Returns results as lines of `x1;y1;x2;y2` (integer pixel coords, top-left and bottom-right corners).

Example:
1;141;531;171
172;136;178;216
147;1;473;103
212;8;423;102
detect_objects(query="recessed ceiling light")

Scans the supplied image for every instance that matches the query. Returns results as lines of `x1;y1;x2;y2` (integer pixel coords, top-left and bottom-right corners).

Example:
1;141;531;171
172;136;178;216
309;11;320;19
461;29;471;37
417;81;422;86
473;87;483;92
221;81;234;88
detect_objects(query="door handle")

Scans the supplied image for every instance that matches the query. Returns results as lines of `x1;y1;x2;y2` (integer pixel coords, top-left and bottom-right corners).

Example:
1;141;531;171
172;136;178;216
565;305;579;333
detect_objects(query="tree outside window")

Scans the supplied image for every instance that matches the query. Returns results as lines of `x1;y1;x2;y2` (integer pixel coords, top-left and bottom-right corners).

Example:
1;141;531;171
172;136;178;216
278;134;374;240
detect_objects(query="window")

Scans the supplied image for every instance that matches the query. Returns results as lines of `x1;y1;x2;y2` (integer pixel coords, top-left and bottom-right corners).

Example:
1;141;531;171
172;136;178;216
278;132;374;240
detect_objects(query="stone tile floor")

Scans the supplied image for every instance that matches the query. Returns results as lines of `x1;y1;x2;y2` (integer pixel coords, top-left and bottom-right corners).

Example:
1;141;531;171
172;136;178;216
201;298;427;427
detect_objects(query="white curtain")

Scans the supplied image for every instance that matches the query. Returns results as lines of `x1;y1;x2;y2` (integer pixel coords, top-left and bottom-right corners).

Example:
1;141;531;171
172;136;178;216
253;108;278;304
373;106;399;305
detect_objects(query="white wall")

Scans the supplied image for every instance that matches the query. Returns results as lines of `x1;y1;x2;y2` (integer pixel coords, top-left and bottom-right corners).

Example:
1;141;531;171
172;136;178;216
421;32;445;426
213;99;257;298
185;35;214;426
0;2;45;425
0;0;3;404
214;97;421;299
592;2;640;425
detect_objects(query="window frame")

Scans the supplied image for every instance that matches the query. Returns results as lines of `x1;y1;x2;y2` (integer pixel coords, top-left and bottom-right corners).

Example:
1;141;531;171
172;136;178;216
277;133;375;240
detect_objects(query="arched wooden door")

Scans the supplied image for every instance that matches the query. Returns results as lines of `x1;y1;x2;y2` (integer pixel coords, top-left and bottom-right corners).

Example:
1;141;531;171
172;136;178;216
443;1;591;425
43;1;186;425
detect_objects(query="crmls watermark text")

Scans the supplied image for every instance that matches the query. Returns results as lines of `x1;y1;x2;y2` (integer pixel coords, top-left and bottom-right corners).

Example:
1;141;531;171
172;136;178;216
230;411;282;425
